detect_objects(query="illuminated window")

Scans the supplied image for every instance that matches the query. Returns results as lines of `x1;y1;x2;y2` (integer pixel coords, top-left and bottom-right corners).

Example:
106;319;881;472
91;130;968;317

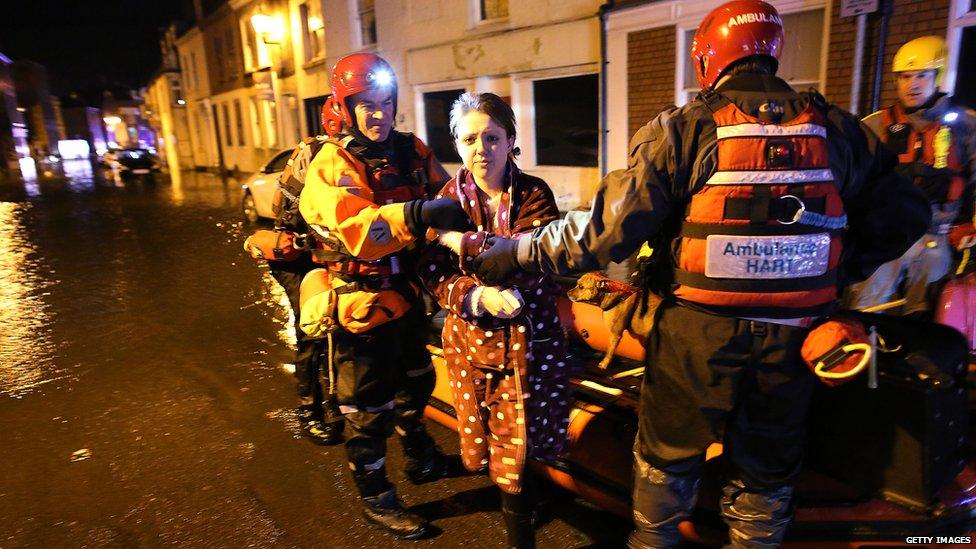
479;0;508;21
300;2;325;62
680;9;825;103
234;99;246;146
358;0;376;47
423;89;463;163
190;52;198;90
533;74;598;167
222;103;232;146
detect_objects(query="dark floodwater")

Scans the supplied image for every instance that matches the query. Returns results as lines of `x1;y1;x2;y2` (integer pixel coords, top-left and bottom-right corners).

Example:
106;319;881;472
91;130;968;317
0;159;291;400
0;158;628;548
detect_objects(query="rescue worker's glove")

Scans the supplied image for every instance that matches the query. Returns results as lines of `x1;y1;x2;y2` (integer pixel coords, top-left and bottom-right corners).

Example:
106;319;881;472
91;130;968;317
949;223;976;251
472;236;520;285
404;197;473;237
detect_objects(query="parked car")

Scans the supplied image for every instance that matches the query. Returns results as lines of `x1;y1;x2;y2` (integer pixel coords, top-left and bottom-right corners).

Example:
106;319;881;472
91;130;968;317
241;149;291;223
101;148;160;179
422;276;976;547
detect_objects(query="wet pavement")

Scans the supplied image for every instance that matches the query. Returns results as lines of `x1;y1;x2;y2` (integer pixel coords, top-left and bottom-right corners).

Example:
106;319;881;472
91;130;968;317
0;159;628;548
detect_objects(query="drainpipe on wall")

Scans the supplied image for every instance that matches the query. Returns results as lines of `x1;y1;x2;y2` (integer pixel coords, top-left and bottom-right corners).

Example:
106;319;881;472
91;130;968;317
849;13;868;116
599;1;614;178
871;0;894;113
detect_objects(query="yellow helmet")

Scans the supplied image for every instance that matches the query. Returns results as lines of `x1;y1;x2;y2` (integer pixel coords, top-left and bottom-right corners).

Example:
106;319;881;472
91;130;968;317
893;36;947;83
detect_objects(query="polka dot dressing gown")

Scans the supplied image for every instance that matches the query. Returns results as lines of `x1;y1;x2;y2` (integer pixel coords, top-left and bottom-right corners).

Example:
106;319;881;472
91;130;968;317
417;162;573;494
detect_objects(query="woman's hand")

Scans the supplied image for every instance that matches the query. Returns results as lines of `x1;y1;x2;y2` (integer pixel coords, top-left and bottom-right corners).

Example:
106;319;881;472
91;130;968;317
437;231;464;255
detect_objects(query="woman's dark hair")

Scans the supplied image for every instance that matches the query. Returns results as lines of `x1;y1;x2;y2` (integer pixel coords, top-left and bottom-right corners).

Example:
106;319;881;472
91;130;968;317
721;54;779;80
449;92;517;140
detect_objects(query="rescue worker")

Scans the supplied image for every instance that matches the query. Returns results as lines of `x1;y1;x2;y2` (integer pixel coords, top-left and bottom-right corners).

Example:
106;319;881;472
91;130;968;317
845;36;976;317
244;103;350;446
471;1;931;546
297;52;468;539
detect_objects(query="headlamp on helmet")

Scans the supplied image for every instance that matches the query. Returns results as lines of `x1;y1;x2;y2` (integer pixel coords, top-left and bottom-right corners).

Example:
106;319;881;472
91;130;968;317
330;53;399;127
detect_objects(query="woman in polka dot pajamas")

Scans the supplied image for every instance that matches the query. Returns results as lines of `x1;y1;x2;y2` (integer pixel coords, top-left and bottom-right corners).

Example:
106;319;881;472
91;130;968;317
417;92;573;549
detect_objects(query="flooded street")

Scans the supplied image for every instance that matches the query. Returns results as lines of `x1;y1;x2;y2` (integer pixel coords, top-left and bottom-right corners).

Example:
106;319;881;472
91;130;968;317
0;160;626;548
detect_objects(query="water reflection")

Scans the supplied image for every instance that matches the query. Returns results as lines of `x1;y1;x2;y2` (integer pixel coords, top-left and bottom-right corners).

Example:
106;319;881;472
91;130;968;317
0;163;271;398
62;159;95;193
0;202;58;397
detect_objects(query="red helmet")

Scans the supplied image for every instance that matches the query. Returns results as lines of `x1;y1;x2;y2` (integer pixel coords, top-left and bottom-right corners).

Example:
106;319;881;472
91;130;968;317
320;97;343;137
691;0;784;90
330;52;398;127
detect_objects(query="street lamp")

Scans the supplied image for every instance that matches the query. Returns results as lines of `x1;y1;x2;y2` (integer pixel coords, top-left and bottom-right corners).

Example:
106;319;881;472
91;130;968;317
250;13;285;46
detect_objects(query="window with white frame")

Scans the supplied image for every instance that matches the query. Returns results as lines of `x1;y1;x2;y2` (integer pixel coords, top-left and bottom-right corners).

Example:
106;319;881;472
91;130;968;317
680;9;825;104
533;74;598;167
261;99;278;148
357;0;376;47
222;103;232;146
249;98;263;148
181;54;192;91
478;0;508;22
422;89;464;164
190;52;199;90
300;2;325;62
234;99;246;146
953;0;976;107
956;27;976;107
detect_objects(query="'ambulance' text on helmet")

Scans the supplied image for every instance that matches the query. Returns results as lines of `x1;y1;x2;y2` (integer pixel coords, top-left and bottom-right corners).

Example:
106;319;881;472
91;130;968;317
691;0;784;90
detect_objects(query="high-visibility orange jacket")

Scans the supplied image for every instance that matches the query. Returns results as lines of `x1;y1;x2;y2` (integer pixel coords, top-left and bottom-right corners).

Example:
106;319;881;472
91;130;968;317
298;132;449;262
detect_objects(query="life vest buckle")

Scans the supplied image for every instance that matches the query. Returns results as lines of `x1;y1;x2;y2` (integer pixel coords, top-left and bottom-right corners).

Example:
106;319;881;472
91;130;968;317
777;194;806;225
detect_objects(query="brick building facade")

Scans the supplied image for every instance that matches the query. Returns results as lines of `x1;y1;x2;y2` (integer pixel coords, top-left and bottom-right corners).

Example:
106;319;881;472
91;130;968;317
627;26;676;140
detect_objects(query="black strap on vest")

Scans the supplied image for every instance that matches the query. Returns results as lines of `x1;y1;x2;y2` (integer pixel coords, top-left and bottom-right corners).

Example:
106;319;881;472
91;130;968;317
680;221;839;239
723;195;826;223
673;268;838;292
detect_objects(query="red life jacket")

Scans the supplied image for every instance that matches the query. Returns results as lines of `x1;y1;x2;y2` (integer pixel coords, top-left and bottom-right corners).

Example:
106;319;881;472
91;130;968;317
879;103;965;206
673;97;845;319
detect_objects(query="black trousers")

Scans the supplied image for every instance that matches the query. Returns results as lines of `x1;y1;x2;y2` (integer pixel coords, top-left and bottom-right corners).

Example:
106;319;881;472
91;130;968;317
629;302;817;548
332;302;436;497
269;256;327;409
639;303;816;486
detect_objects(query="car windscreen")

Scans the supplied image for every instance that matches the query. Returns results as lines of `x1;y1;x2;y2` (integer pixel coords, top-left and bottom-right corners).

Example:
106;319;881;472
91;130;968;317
265;150;292;173
121;150;148;159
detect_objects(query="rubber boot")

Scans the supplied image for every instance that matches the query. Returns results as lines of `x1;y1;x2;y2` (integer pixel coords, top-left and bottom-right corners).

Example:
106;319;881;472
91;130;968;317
501;491;535;549
362;488;431;540
297;403;341;446
720;479;794;549
319;395;345;444
400;427;456;484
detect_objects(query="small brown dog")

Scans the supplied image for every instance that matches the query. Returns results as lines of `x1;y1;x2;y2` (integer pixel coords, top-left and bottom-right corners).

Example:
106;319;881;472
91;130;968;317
568;272;660;369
